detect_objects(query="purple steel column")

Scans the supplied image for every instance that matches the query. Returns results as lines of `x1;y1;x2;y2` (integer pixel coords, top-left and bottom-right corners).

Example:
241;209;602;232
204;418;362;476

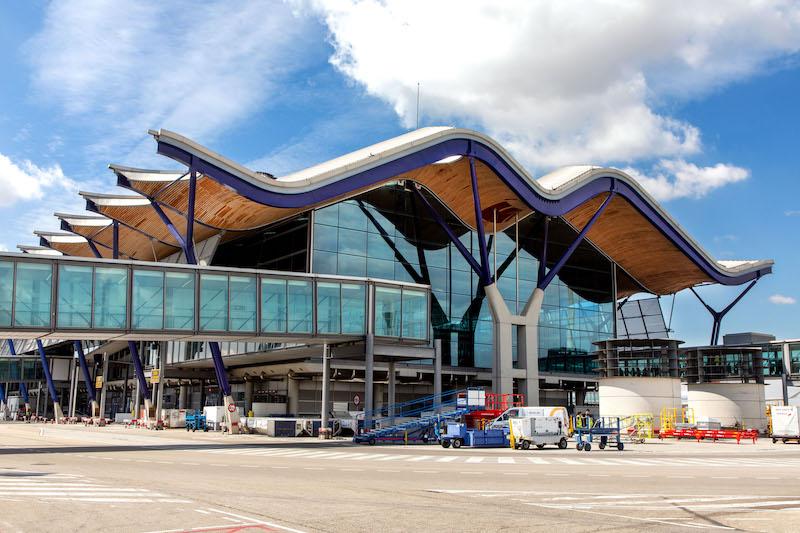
690;278;759;345
148;200;194;261
86;239;102;259
209;342;231;397
7;340;29;403
468;156;492;286
537;217;549;285
112;221;120;259
72;341;96;403
127;342;150;397
185;160;197;265
35;340;59;404
538;190;616;290
412;185;486;281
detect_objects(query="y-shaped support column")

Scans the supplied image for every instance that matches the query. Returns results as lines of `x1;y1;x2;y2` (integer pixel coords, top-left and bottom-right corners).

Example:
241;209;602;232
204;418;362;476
73;341;98;417
36;340;63;422
7;340;30;413
690;278;759;345
147;159;237;431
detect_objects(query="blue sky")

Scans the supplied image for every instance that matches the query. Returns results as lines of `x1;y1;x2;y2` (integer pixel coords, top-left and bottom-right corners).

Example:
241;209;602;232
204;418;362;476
0;1;798;345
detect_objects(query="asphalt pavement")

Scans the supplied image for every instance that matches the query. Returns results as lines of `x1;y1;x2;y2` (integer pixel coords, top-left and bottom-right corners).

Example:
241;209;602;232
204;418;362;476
1;423;799;532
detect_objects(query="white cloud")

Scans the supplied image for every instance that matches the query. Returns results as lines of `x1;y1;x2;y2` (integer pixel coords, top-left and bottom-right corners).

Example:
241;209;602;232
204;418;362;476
785;210;800;216
311;0;800;189
623;159;749;201
26;1;317;164
0;152;74;207
769;294;797;305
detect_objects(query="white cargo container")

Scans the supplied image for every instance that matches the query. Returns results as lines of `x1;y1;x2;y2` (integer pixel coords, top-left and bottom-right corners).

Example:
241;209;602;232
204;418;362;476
770;406;800;443
487;406;569;432
509;416;569;450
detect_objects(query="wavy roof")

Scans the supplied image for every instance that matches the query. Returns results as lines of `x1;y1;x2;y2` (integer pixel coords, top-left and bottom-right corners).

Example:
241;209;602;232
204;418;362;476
23;126;771;296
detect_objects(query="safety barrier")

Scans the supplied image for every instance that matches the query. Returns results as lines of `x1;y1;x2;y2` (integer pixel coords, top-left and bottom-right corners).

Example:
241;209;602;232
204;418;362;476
659;428;758;444
621;413;654;443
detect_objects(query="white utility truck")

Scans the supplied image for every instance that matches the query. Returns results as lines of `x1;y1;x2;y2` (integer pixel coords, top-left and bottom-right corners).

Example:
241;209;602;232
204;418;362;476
509;415;569;449
770;405;800;444
487;406;570;433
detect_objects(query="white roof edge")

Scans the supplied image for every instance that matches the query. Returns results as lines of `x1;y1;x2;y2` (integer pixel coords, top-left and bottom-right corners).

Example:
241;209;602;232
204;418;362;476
79;191;151;207
109;163;187;182
55;212;111;227
151;127;773;280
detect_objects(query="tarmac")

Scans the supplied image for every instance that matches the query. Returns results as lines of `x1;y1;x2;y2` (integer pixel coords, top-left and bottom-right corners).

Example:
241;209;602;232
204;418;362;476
1;422;799;532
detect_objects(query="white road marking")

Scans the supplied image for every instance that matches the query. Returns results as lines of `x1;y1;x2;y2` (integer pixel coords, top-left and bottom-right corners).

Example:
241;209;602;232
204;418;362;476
436;456;459;462
465;457;484;463
498;457;515;464
526;457;548;464
406;455;434;462
206;508;306;533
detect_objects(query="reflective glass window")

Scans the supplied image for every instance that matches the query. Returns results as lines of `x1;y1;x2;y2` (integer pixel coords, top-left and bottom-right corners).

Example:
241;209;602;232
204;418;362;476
374;286;401;337
401;289;427;339
132;270;164;329
164;272;194;330
57;265;92;328
14;263;52;327
229;276;256;332
0;261;13;326
261;278;287;333
200;274;228;331
287;280;312;333
341;283;365;334
317;282;341;334
94;267;127;329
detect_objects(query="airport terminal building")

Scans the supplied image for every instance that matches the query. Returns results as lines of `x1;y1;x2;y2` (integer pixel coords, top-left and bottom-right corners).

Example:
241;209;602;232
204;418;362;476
0;127;773;419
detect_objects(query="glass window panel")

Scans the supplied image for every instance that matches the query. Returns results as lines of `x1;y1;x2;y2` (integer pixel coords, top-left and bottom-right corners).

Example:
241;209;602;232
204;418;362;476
261;278;287;333
164;272;194;330
313;223;338;252
229;276;256;332
317;282;341;334
338;228;367;256
14;263;52;327
338;201;368;231
94;267;127;328
312;250;337;275
341;283;365;334
401;289;427;339
374;286;401;337
0;261;13;326
338;254;366;277
133;270;164;329
287;280;312;333
314;205;338;226
366;232;394;261
367;257;394;279
200;274;228;331
57;265;92;328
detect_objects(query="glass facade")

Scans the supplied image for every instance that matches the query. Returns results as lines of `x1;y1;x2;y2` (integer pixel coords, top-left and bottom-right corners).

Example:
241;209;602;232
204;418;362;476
133;270;164;329
311;184;615;371
164;272;195;330
57;265;92;328
791;343;800;375
14;262;52;327
0;261;12;326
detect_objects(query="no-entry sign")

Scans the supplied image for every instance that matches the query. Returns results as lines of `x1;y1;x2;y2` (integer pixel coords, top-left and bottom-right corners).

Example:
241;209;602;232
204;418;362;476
227;403;237;413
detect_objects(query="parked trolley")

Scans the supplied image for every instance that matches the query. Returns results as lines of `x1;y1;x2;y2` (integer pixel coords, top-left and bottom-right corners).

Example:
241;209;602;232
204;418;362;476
573;416;624;451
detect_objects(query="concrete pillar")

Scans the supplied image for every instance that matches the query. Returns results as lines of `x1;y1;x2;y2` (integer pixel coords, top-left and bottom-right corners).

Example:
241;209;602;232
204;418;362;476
98;354;109;418
133;377;141;419
365;334;374;429
387;361;396;424
178;383;189;410
287;376;299;416
155;346;165;425
485;284;515;395
67;360;76;418
433;339;442;413
320;344;331;438
519;287;545;405
244;381;254;415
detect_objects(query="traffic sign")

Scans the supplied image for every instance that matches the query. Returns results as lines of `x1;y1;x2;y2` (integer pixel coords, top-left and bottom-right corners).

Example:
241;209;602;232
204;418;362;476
353;394;361;406
227;403;237;413
150;369;160;384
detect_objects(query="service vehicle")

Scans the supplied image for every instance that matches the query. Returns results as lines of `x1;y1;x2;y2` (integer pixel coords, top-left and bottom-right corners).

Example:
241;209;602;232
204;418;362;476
440;423;509;448
770;405;800;444
509;415;568;450
487;406;570;433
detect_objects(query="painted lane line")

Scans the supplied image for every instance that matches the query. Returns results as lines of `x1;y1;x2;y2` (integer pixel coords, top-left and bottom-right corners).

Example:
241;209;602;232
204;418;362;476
523;505;734;531
206;508;306;533
413;470;439;474
497;457;515;464
375;455;406;462
459;472;482;475
406;456;435;462
554;458;583;465
465;457;484;463
526;457;549;464
436;456;459;463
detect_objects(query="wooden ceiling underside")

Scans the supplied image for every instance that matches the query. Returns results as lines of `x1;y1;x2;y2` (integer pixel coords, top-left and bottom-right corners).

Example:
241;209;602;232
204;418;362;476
564;194;711;295
68;160;720;296
68;222;178;261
